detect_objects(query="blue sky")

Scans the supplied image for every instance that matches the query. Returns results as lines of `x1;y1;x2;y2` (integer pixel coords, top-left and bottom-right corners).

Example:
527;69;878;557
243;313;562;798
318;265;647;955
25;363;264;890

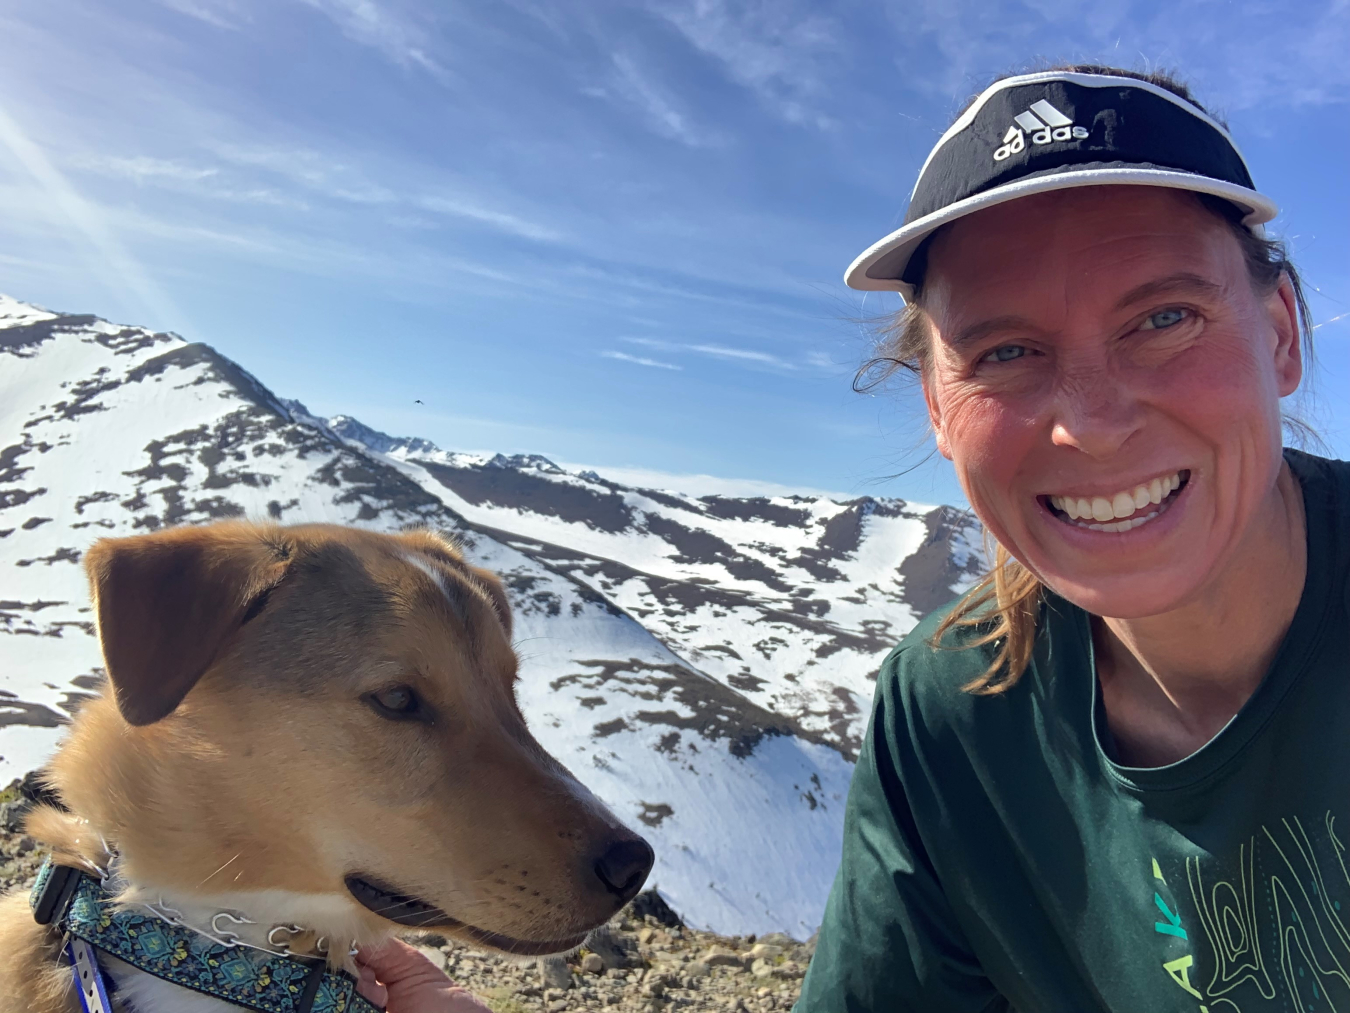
0;0;1345;506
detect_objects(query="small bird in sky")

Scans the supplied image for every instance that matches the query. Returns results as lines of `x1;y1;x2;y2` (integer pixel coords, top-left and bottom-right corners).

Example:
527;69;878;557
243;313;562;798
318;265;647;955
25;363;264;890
414;399;423;404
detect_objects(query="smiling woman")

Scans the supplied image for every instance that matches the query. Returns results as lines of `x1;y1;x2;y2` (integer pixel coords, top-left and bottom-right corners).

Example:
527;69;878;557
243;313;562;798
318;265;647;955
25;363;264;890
797;65;1348;1013
861;185;1313;695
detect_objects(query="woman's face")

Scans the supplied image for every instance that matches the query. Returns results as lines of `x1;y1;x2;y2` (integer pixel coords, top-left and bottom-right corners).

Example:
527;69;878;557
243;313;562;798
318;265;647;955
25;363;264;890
920;186;1302;619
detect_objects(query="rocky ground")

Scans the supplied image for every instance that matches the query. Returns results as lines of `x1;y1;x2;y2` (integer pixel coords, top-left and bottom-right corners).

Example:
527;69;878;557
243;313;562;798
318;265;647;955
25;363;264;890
0;778;808;1012
417;911;811;1013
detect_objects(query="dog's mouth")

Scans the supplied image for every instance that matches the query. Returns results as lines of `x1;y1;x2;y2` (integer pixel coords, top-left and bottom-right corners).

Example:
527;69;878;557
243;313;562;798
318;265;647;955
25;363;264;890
344;875;591;956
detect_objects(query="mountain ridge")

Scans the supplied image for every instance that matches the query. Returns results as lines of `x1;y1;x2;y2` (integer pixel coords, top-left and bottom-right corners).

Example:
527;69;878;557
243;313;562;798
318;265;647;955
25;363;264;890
0;294;983;934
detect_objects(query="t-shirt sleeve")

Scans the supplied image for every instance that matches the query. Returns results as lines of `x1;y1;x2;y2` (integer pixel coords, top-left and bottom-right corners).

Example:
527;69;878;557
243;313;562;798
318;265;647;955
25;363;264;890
795;652;1008;1013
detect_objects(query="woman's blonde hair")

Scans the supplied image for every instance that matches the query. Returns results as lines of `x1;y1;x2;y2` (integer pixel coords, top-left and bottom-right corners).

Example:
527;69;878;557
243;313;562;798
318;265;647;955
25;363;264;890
856;65;1315;695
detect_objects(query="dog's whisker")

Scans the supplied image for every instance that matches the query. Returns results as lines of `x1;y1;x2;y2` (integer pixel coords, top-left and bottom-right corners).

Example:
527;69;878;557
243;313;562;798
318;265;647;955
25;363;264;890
199;852;242;886
511;636;552;648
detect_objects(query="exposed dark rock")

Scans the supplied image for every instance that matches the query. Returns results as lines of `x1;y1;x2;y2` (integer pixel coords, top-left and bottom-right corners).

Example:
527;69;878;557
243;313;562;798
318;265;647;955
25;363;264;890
0;440;35;485
327;413;441;456
634;488;700;514
15;547;80;567
126;342;290;418
0;695;68;728
422;460;637;534
555;659;834;759
727;673;766;693
698;496;811;529
637;802;674;827
898;505;984;618
487;453;563;474
73;491;117;514
630;888;684;928
642;515;793;593
0;315;100;356
0;487;45;510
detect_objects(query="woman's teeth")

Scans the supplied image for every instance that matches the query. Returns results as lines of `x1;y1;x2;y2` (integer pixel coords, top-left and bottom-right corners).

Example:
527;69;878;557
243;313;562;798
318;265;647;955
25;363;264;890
1048;472;1186;532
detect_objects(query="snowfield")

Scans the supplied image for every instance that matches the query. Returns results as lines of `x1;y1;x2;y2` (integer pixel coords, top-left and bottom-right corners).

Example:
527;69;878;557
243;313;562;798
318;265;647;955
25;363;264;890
0;295;982;936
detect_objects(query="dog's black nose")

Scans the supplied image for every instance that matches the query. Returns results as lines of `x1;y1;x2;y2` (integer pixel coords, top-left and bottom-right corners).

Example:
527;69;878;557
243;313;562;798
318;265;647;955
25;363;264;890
594;837;655;900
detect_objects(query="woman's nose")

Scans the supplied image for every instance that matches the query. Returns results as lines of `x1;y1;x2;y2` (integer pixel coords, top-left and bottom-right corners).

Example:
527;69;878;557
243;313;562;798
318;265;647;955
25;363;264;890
1048;373;1143;459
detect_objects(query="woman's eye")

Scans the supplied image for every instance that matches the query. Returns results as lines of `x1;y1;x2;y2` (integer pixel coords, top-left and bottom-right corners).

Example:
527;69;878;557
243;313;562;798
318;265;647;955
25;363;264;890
365;685;425;721
1139;308;1188;331
982;344;1027;363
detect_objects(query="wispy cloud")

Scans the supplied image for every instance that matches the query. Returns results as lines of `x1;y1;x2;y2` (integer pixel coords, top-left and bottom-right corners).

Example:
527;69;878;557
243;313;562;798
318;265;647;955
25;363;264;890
689;342;787;365
803;350;837;369
99;143;559;240
602;350;682;370
76;154;306;208
209;142;396;204
657;0;840;128
607;52;710;147
155;0;249;29
0;99;183;328
84;155;218;182
1184;0;1350;110
416;195;560;242
626;336;798;369
295;0;448;81
876;0;1350;111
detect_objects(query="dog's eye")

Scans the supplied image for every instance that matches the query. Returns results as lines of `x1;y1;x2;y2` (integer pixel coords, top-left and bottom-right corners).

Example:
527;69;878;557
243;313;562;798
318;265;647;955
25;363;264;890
365;685;426;722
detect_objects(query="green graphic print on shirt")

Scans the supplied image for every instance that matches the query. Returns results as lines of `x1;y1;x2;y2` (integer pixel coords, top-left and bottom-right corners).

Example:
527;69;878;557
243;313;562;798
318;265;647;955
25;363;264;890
1155;814;1350;1013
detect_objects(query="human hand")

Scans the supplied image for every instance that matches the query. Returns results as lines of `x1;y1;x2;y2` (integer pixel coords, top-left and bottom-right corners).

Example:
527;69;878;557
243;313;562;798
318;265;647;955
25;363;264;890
355;938;493;1013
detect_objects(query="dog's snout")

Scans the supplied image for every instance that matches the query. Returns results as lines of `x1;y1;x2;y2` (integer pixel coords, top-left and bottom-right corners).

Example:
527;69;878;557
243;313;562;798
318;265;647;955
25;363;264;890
593;837;655;901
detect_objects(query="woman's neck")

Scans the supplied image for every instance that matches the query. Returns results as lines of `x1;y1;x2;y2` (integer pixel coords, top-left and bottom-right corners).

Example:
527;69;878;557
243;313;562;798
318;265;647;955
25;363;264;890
1093;459;1308;767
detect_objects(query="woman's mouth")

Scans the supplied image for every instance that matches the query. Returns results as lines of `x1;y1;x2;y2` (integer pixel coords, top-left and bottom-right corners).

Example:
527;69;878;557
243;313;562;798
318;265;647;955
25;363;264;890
1042;470;1190;533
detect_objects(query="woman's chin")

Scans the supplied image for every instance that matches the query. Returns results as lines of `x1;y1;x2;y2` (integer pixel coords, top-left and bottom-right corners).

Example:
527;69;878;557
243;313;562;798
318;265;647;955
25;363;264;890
1036;565;1209;621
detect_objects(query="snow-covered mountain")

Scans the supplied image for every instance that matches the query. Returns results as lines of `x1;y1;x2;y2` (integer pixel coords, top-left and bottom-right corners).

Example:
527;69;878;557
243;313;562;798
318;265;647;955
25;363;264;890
0;295;983;936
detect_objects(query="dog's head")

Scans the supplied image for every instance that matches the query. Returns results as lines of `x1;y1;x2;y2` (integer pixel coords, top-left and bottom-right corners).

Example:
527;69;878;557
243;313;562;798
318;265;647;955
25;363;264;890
50;521;652;955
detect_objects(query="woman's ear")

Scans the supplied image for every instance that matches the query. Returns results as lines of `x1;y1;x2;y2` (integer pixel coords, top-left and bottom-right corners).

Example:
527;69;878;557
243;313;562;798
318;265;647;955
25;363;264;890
921;373;954;461
1268;273;1303;398
84;523;291;726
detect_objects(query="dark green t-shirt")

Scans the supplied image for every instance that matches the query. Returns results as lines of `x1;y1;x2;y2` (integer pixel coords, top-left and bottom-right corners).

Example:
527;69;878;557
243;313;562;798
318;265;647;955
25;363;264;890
798;450;1350;1013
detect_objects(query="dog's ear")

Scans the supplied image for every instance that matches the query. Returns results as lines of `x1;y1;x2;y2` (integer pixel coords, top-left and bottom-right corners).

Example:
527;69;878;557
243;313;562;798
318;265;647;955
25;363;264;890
83;523;292;726
467;565;513;641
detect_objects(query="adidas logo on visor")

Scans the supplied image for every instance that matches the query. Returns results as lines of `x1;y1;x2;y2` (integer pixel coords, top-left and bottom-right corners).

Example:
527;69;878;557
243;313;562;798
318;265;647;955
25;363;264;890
993;99;1090;161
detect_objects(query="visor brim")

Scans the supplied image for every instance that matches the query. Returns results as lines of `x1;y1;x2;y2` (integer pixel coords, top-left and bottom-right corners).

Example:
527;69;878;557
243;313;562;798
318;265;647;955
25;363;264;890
845;166;1279;301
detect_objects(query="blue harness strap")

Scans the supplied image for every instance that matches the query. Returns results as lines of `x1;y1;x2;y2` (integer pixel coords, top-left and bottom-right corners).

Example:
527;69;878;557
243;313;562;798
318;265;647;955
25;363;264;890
31;858;383;1013
66;937;115;1013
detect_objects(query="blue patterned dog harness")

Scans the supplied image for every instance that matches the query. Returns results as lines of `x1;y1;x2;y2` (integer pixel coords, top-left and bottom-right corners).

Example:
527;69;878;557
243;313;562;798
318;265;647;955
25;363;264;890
30;858;382;1013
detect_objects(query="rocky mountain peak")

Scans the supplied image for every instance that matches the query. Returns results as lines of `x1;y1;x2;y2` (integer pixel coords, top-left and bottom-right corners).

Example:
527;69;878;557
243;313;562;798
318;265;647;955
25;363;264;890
0;295;984;936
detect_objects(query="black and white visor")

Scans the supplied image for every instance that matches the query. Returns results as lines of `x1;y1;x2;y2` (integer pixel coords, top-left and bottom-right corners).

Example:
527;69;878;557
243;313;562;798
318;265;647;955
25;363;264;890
846;71;1278;300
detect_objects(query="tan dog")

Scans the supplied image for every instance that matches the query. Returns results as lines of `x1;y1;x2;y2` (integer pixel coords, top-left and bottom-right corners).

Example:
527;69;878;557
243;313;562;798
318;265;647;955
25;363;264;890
0;521;653;1013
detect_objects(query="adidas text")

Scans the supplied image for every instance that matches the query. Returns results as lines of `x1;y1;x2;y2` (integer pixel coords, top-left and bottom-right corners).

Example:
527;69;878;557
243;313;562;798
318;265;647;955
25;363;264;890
994;99;1089;161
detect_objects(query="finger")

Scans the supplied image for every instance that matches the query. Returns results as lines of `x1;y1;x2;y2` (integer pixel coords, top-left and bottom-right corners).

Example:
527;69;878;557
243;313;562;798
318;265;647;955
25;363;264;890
354;962;389;1007
358;938;459;993
356;938;430;978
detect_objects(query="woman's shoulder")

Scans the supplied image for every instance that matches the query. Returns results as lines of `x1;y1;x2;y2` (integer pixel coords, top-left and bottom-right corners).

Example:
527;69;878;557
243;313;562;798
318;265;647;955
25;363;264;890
875;602;1004;718
1287;449;1350;510
874;594;1088;738
1286;450;1350;566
